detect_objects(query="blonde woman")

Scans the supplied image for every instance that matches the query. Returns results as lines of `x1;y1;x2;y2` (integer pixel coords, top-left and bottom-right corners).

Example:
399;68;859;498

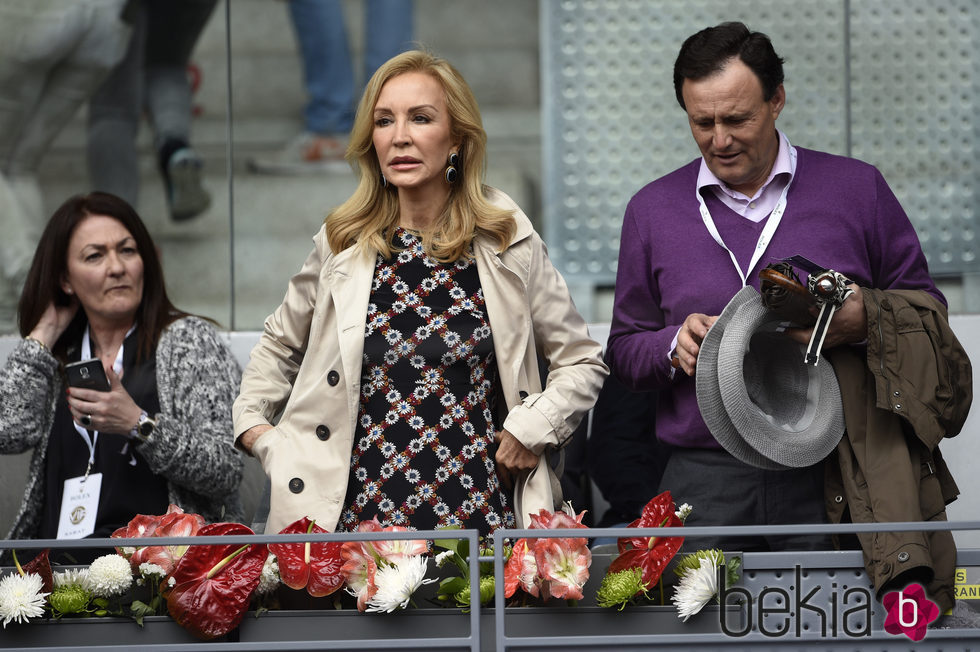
234;50;606;536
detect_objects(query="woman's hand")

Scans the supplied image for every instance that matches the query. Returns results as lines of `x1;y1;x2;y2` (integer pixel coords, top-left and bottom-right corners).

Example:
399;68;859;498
494;429;539;489
239;424;273;454
28;299;79;348
66;366;142;436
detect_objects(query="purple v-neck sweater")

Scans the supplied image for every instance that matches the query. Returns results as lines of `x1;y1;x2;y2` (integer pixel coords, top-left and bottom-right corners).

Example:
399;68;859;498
606;147;943;449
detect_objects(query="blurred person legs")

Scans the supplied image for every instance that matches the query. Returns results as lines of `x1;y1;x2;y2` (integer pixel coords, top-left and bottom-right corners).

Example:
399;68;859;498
0;0;130;333
87;0;216;221
248;0;413;175
144;0;216;221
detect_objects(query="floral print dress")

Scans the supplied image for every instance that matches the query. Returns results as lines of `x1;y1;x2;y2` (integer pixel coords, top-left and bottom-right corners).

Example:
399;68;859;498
339;228;515;535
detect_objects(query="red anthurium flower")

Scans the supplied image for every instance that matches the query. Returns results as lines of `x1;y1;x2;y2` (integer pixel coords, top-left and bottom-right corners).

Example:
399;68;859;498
163;522;267;640
607;490;684;589
111;504;205;574
21;549;53;594
268;517;343;597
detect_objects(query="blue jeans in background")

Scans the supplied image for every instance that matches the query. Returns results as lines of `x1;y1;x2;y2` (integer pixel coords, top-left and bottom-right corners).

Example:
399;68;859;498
288;0;413;136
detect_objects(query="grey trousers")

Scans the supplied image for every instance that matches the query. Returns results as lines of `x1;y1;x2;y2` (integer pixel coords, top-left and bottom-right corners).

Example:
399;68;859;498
658;446;833;552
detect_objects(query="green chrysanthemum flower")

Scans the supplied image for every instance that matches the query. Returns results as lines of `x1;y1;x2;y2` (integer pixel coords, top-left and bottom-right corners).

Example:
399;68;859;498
49;584;91;615
596;567;649;609
673;549;725;576
453;575;495;607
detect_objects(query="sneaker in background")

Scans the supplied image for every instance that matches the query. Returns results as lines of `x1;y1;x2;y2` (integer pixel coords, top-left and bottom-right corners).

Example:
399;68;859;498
247;132;349;175
166;147;211;222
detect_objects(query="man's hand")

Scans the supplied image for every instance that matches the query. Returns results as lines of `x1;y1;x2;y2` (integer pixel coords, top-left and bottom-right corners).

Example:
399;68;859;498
785;284;867;349
672;313;718;376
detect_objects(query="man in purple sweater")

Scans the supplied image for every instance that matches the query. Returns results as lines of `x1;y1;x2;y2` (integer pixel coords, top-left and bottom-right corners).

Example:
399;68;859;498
606;22;941;551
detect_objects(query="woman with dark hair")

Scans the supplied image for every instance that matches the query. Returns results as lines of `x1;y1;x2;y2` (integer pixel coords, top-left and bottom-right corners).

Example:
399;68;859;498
234;50;607;536
0;192;243;560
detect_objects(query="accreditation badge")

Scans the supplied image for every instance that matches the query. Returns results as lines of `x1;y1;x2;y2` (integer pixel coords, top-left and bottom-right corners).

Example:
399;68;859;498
57;473;102;539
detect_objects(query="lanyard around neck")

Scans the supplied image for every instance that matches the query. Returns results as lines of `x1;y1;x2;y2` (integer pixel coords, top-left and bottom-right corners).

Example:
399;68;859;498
72;327;128;474
695;179;792;287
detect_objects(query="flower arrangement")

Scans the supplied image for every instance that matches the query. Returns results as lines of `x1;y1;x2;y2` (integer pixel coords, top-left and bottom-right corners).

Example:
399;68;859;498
0;495;741;637
594;491;740;621
0;506;267;638
338;516;433;613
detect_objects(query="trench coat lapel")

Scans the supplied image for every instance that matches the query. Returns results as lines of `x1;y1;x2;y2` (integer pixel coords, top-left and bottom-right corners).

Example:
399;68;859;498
329;246;374;417
474;226;535;405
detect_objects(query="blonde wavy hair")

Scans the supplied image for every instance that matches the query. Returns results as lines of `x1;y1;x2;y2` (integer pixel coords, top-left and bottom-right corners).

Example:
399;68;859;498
325;50;516;262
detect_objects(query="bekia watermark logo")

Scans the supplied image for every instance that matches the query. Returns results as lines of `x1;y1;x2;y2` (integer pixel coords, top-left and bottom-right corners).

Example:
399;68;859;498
882;583;940;642
718;565;874;638
717;566;942;640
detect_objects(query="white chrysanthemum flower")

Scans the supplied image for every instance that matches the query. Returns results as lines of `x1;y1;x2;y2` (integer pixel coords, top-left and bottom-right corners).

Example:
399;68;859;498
365;556;435;613
434;550;454;568
53;568;91;591
256;555;280;596
0;573;49;628
672;557;718;622
675;503;693;522
88;554;134;598
138;562;167;580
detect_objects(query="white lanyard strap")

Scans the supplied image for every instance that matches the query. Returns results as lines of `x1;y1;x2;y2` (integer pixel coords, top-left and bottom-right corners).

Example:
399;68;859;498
72;326;130;473
695;180;791;287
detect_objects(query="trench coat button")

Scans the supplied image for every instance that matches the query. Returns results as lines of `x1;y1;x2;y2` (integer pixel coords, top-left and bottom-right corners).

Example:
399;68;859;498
327;370;340;386
834;495;844;503
894;403;903;411
893;391;901;397
897;551;910;563
881;299;892;310
519;391;529;400
315;425;331;441
288;477;304;493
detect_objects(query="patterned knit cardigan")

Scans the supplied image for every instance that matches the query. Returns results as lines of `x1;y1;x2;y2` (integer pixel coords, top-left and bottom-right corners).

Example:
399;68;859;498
1;316;245;543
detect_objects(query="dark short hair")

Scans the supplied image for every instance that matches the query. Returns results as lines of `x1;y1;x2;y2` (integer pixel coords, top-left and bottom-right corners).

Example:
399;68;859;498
673;21;785;109
18;192;189;362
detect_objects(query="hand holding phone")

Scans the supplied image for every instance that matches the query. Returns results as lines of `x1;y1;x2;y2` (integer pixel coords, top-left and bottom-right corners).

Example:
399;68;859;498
65;359;111;392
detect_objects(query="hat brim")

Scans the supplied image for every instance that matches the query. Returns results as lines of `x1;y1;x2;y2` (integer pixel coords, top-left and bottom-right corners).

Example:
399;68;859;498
696;286;845;468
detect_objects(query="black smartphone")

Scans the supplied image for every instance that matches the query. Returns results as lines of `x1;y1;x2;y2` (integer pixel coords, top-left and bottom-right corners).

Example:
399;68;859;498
65;359;111;391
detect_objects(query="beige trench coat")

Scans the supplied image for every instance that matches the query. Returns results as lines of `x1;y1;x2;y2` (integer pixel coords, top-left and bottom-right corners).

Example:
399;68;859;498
233;188;608;534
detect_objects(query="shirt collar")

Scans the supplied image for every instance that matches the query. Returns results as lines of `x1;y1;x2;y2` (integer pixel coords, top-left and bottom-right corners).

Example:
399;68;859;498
696;130;797;201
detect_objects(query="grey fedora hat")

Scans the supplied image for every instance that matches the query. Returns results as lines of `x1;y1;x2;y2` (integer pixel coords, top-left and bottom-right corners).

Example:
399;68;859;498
696;286;845;469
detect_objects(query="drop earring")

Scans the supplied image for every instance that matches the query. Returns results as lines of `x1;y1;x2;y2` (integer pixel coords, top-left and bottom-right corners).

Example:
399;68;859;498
381;173;388;188
445;152;460;184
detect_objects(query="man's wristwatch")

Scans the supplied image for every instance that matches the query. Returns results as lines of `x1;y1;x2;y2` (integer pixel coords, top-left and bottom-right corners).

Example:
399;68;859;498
131;411;157;443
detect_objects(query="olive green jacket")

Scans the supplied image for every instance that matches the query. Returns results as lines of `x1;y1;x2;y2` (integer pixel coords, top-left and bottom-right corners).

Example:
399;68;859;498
826;288;972;613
